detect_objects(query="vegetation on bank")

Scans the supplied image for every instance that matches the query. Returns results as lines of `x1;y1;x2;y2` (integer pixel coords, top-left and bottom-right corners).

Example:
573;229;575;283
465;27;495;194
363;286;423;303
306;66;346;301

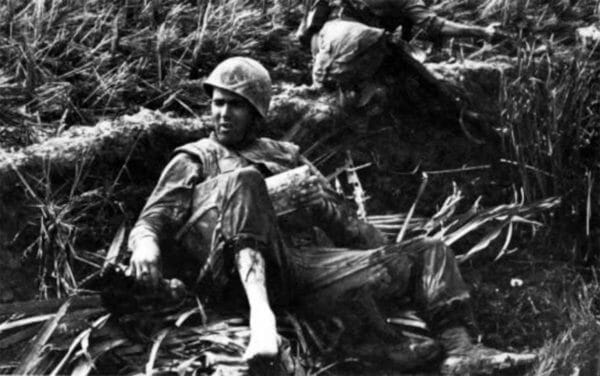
0;0;599;375
0;0;308;147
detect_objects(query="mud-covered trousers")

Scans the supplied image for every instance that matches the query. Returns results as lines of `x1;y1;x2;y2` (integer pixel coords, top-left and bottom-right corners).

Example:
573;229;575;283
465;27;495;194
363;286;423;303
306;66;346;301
176;166;470;328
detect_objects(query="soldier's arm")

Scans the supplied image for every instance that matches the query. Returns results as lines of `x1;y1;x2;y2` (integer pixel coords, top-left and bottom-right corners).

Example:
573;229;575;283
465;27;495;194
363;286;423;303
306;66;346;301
296;0;331;48
437;20;497;39
297;156;385;248
128;153;203;287
394;0;498;41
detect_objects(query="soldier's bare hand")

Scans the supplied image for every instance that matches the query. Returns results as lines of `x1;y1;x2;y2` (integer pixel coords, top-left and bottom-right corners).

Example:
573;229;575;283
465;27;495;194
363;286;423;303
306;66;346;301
292;176;324;207
127;238;162;289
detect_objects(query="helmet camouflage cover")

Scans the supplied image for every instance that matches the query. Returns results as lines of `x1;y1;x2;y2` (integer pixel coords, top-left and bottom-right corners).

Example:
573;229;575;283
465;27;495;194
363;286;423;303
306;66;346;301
203;57;272;118
312;20;388;87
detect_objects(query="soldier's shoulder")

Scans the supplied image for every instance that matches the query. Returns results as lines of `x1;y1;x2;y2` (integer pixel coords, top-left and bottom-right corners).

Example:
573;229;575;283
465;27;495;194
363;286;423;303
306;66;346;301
257;137;300;154
175;137;221;156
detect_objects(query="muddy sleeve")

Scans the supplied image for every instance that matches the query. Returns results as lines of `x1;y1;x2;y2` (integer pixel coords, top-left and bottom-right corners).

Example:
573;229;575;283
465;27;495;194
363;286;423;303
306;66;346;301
297;156;386;249
129;153;204;250
394;0;445;37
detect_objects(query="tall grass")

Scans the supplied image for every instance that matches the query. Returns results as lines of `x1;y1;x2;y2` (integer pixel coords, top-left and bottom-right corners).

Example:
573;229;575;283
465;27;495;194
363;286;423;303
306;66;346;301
11;157;110;298
527;279;600;376
434;0;598;24
5;150;149;299
498;42;600;259
0;0;302;147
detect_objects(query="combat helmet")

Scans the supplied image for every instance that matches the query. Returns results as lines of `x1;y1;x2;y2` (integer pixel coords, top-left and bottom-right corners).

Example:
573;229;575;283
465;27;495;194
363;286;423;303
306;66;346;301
313;20;387;87
203;57;272;118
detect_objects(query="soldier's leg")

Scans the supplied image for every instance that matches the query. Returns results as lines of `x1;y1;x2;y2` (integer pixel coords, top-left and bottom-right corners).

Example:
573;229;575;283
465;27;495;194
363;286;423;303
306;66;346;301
179;166;289;293
179;167;288;360
290;238;469;317
396;241;537;375
409;239;471;326
288;239;462;369
289;240;536;373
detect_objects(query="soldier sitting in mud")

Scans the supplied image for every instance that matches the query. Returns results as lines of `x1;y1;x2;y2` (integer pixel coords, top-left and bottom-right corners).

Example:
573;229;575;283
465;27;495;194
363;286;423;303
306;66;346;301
127;56;534;374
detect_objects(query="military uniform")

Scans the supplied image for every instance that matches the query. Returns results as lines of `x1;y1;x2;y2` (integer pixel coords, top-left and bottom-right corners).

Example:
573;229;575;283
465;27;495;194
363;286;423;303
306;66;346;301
300;0;446;47
301;0;447;89
129;132;470;324
330;0;445;38
128;57;536;373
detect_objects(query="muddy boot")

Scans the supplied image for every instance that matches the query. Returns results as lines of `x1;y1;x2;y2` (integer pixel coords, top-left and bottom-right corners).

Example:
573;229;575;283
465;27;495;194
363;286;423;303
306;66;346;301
351;335;442;372
439;326;537;375
386;335;442;371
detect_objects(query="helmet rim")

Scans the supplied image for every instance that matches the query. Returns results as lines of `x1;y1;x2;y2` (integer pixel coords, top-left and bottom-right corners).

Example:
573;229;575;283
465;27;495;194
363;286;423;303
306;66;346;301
203;57;272;118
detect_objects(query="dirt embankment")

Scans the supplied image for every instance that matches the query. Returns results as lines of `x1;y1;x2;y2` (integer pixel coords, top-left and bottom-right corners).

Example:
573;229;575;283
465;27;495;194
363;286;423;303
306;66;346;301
0;59;512;302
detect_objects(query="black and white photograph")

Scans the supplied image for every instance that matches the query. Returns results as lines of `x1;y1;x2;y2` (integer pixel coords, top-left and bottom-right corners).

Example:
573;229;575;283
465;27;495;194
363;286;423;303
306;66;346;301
0;0;598;374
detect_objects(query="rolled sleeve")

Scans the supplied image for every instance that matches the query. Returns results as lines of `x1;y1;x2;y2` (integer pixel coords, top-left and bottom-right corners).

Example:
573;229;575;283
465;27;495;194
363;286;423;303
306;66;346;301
129;153;204;251
294;157;385;248
396;0;445;37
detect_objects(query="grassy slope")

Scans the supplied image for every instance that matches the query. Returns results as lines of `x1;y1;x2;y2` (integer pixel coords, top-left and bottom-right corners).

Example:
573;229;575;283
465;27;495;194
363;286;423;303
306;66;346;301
437;2;600;375
437;1;600;374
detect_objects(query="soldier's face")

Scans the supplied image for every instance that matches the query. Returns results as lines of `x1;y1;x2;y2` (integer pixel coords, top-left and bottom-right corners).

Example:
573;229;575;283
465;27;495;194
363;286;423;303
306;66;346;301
211;88;255;146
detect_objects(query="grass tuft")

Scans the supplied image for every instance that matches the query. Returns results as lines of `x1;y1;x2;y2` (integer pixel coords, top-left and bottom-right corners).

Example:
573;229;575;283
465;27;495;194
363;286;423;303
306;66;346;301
527;279;600;376
498;41;600;261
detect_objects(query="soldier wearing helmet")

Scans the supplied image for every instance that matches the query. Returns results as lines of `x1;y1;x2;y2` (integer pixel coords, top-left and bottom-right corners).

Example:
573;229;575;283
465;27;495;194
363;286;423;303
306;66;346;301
128;56;383;362
298;0;504;49
203;57;271;146
309;18;463;132
128;57;535;373
299;0;506;102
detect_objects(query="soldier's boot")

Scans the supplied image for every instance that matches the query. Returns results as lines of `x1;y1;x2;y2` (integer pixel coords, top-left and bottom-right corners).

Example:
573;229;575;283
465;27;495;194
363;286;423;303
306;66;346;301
386;335;442;371
438;326;537;376
351;335;442;372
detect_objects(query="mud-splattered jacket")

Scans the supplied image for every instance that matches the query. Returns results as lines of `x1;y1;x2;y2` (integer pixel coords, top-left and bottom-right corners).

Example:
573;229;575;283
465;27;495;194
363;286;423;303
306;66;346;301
319;0;445;40
128;133;378;261
341;0;445;37
129;133;299;249
128;133;470;323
